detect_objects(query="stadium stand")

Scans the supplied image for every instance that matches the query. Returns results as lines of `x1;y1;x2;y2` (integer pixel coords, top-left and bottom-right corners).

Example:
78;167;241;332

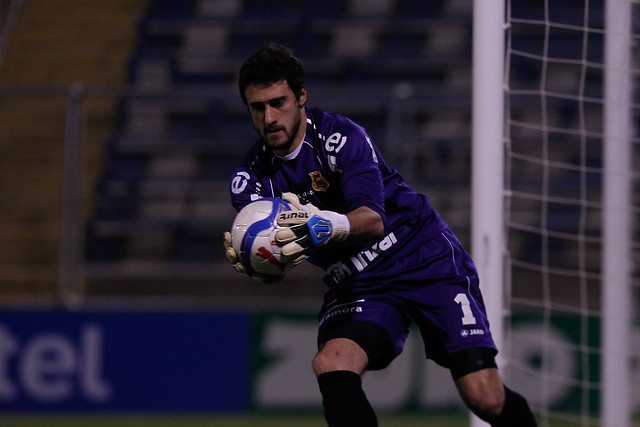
82;0;604;296
0;0;598;298
85;0;475;286
0;0;146;300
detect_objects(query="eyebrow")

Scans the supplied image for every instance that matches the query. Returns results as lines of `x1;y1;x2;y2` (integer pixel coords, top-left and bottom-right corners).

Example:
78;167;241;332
249;95;289;109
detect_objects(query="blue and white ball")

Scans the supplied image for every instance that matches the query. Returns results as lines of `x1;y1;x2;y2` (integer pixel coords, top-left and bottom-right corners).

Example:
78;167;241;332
231;197;294;277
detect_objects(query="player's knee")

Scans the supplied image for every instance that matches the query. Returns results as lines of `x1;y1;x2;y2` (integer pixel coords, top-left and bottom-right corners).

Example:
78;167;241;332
311;347;352;376
312;338;368;376
312;351;331;376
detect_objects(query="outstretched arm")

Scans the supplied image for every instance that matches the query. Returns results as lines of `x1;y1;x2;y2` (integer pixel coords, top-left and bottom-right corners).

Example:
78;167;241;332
345;206;384;241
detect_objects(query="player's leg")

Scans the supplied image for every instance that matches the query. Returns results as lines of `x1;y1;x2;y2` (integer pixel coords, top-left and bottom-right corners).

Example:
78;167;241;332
449;348;537;426
405;229;537;425
313;337;375;427
313;337;369;374
454;366;505;418
314;300;409;427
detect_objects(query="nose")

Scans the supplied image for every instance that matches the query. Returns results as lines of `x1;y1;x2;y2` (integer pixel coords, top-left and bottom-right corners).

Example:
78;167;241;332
264;105;276;124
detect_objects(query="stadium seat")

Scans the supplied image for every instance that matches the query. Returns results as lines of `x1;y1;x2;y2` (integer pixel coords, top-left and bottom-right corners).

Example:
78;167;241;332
85;0;489;268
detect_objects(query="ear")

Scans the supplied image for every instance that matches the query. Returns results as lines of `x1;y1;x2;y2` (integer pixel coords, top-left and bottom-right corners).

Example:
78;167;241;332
298;86;307;108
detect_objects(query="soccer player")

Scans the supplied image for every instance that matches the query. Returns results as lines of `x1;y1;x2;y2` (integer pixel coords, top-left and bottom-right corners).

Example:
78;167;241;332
224;42;537;426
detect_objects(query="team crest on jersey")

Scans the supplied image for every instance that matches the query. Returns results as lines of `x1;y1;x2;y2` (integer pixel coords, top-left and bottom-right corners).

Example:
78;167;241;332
309;171;329;191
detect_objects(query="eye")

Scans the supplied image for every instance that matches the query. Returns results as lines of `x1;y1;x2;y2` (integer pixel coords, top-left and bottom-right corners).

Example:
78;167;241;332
270;97;287;108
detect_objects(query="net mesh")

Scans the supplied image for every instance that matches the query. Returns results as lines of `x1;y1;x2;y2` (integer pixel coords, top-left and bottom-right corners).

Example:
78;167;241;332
503;0;640;425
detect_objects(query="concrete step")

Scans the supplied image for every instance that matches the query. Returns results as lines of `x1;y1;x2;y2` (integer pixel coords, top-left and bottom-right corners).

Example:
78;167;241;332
0;0;146;300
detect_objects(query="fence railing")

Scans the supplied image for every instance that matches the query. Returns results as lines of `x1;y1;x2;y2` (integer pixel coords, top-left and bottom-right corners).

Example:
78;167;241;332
0;82;473;306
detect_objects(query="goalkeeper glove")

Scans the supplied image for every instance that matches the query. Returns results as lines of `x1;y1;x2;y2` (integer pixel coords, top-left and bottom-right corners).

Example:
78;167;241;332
223;230;306;284
222;231;282;283
275;193;350;256
223;231;245;274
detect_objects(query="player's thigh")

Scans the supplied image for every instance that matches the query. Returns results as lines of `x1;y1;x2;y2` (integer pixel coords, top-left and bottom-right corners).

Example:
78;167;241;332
317;299;411;371
396;263;496;363
414;277;496;364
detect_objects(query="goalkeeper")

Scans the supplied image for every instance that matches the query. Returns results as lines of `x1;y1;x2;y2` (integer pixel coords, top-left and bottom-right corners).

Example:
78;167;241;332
225;42;537;427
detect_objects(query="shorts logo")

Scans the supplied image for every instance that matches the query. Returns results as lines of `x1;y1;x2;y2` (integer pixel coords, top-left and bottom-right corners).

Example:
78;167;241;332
319;299;364;325
309;171;329;191
460;329;485;338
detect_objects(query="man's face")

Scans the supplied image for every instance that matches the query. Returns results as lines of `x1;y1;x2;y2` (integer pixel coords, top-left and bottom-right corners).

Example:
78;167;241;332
245;80;307;156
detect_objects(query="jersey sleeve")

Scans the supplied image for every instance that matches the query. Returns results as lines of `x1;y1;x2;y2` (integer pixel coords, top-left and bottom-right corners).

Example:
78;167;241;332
229;147;268;212
324;118;386;222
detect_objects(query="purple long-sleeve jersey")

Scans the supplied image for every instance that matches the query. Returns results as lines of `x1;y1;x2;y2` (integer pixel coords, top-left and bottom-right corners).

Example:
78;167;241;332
230;107;449;289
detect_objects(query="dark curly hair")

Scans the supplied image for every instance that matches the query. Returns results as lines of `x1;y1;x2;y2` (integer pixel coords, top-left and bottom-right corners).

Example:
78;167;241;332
238;42;305;105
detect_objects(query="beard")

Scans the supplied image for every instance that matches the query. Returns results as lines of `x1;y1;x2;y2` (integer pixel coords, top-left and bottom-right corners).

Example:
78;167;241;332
260;110;302;154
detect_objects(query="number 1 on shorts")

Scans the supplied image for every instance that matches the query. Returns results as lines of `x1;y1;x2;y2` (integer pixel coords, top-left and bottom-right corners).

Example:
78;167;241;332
454;293;477;325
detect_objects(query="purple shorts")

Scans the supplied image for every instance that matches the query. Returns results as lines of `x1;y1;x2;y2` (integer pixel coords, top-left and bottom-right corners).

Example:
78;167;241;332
317;229;497;370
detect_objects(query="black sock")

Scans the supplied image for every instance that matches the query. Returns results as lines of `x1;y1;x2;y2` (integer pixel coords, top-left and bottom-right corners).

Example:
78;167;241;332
491;386;537;427
317;370;378;427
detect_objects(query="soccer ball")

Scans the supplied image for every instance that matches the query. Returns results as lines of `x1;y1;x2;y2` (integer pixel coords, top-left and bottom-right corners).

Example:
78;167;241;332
231;197;295;278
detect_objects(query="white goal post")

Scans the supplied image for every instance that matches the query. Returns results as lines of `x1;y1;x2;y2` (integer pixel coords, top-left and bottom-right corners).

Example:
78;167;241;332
471;1;506;426
601;0;634;425
471;0;637;426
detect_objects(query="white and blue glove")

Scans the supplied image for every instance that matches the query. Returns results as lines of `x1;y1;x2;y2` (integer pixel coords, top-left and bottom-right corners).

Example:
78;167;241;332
275;193;350;256
223;231;303;283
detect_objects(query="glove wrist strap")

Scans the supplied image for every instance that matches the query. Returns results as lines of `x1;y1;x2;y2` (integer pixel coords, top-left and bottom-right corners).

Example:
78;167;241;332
321;211;350;242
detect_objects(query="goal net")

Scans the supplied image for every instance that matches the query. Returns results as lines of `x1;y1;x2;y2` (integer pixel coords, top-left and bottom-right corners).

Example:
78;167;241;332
497;0;640;425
